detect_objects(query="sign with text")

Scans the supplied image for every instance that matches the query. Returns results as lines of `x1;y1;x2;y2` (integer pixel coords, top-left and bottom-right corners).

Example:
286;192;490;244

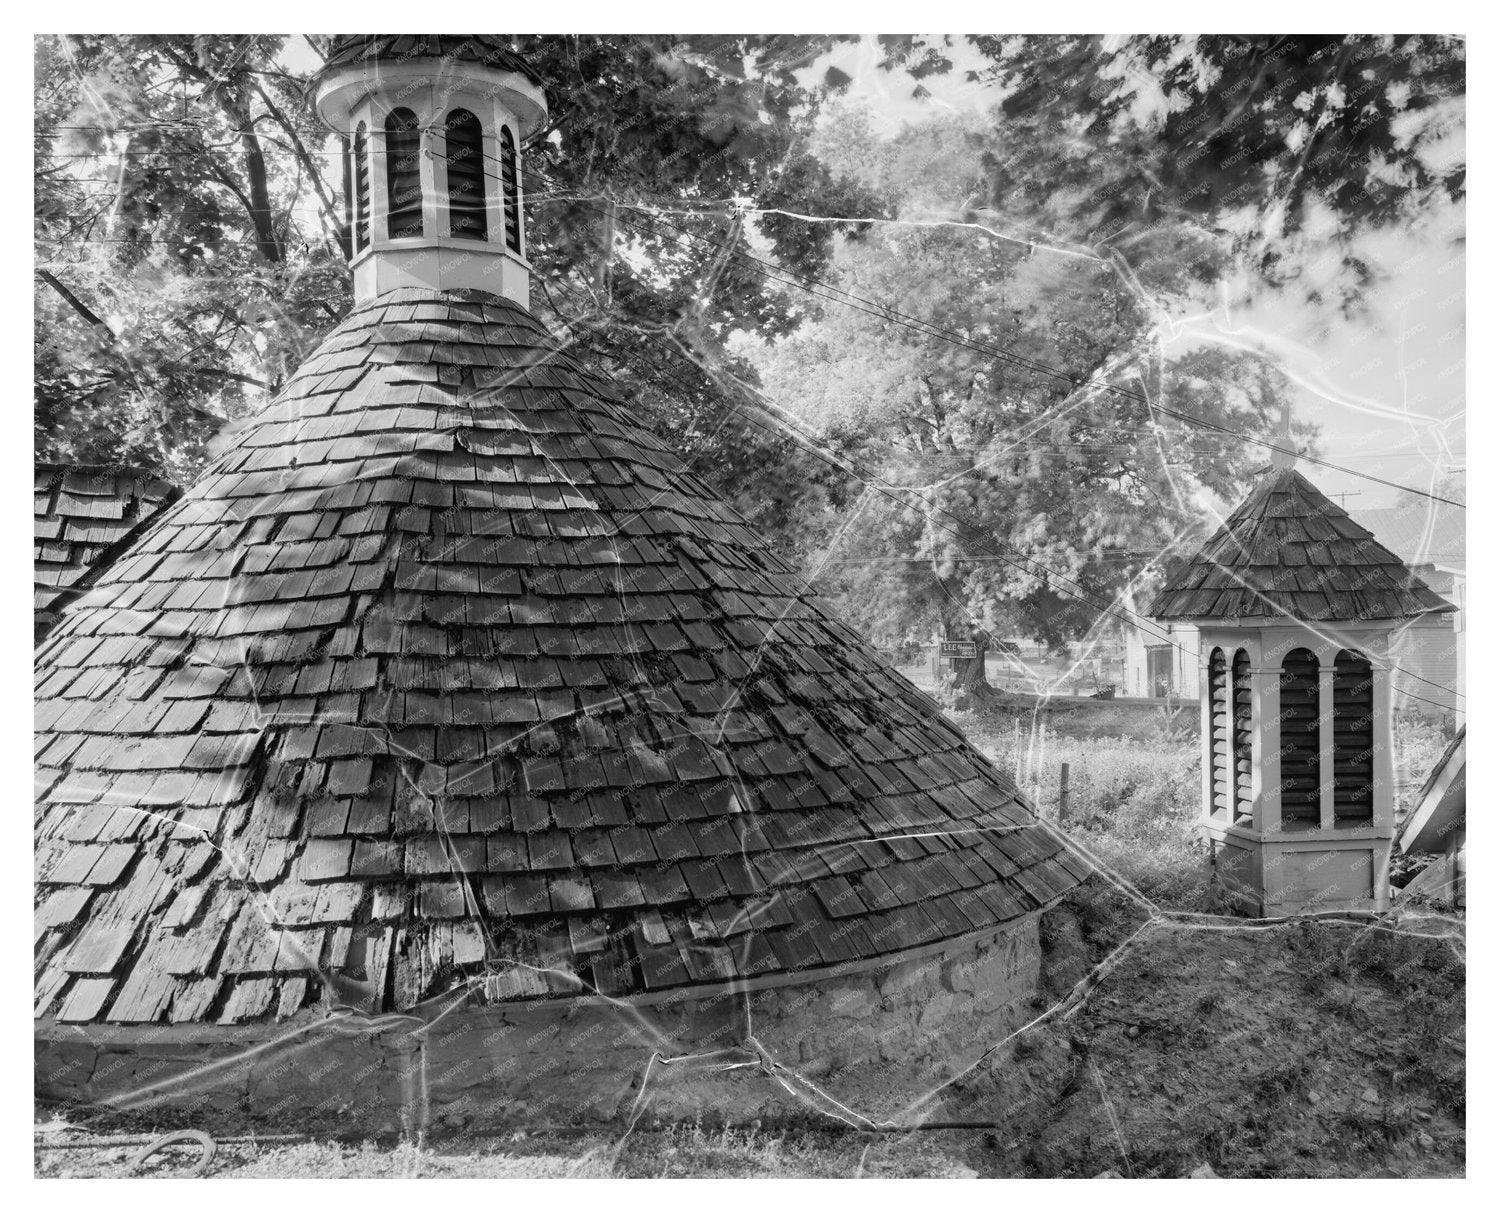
939;640;978;659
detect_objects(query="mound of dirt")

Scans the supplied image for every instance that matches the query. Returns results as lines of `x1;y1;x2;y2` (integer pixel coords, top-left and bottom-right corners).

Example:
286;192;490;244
946;890;1466;1177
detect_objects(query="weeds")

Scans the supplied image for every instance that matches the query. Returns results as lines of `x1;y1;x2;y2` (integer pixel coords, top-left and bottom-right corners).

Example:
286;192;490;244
1194;989;1224;1016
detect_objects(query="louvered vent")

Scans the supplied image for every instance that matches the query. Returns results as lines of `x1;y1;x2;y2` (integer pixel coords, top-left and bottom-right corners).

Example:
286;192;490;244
1279;648;1321;829
500;124;521;252
1232;649;1253;825
1208;648;1231;820
339;134;354;260
385;108;424;240
445;109;488;241
1333;650;1375;825
353;123;370;252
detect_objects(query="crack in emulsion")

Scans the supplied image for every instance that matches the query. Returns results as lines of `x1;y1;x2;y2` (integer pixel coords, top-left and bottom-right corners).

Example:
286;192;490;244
37;196;1464;1170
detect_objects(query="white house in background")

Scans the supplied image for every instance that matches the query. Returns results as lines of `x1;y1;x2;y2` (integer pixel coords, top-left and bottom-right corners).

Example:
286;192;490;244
1348;503;1465;723
1122;619;1198;701
1125;500;1464;721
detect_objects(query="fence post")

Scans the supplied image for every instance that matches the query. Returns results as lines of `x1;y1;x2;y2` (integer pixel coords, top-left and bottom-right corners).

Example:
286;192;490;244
1058;762;1070;825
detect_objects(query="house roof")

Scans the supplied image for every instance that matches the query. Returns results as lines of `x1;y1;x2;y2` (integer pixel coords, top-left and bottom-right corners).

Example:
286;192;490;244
1353;502;1466;573
1149;466;1454;623
1398;727;1466;855
35;288;1085;1028
318;35;545;88
34;464;178;640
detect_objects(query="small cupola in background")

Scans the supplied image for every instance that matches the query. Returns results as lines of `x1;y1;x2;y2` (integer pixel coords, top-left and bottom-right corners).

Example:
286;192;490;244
1150;449;1454;916
313;36;547;308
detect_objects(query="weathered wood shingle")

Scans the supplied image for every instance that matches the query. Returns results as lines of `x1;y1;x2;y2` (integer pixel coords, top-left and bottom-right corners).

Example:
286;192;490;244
320;35;543;87
35;289;1085;1027
33;464;178;642
1149;467;1454;622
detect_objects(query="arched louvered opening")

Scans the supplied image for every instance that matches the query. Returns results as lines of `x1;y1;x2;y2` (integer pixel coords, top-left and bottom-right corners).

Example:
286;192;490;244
1333;650;1375;825
1279;648;1322;830
1208;648;1231;821
353;122;370;252
445;109;488;241
339;133;354;260
500;124;521;252
385;108;424;239
1232;649;1253;825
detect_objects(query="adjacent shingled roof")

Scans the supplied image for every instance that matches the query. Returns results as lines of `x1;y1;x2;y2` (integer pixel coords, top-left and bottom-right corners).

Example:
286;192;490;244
1398;726;1465;855
1149;466;1454;623
319;35;544;88
34;288;1085;1028
34;464;178;642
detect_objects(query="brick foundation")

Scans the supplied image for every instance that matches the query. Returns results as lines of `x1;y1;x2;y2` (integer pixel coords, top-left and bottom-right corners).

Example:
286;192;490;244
36;913;1042;1130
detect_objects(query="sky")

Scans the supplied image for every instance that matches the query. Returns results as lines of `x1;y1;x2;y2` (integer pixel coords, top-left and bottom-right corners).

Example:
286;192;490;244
798;35;1465;513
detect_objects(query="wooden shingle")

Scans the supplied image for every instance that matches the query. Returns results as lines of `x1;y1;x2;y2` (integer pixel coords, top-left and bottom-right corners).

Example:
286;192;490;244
34;288;1083;1024
1150;467;1454;622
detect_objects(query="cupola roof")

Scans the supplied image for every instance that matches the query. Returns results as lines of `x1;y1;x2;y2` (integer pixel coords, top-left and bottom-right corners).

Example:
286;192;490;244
318;35;545;89
1149;466;1455;623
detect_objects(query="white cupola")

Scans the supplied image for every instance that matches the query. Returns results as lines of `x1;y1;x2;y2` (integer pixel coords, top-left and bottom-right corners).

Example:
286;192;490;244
1149;456;1454;916
312;36;548;308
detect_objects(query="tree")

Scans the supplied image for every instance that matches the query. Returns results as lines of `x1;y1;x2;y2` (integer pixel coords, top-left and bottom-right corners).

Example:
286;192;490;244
877;35;1465;310
35;35;351;478
750;114;1301;704
34;33;880;527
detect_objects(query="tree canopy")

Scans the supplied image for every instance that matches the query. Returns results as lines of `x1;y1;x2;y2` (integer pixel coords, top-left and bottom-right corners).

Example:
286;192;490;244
877;35;1465;309
35;33;877;497
748;112;1299;676
36;35;1457;673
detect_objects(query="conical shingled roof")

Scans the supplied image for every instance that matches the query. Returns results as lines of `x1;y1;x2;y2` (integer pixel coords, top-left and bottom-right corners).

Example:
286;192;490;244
1150;466;1454;622
35;288;1085;1027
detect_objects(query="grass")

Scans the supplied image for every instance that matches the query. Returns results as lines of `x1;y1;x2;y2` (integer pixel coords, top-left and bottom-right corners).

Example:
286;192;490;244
35;1120;983;1179
953;698;1458;909
985;896;1466;1178
951;701;1203;907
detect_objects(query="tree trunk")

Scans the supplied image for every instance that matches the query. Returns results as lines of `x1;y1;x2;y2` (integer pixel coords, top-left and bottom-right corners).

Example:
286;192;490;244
937;594;994;709
235;118;283;264
949;636;990;696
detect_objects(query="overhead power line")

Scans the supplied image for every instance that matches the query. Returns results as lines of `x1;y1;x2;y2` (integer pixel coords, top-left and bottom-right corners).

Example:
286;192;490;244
537;179;1463;511
34;138;1463;505
32;135;1465;703
548;281;1463;709
31;148;1469;503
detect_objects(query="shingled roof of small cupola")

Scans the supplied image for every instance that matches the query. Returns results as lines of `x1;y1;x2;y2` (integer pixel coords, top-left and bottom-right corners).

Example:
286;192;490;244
1149;454;1454;623
34;37;1084;1030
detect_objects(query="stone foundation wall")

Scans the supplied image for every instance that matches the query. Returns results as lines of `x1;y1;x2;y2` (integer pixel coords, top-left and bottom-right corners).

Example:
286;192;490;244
37;914;1042;1130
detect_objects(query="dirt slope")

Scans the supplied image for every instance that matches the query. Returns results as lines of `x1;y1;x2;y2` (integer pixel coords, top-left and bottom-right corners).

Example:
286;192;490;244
949;891;1466;1177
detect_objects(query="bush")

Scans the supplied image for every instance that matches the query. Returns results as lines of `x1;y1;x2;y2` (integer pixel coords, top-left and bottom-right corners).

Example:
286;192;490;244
966;717;1203;908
